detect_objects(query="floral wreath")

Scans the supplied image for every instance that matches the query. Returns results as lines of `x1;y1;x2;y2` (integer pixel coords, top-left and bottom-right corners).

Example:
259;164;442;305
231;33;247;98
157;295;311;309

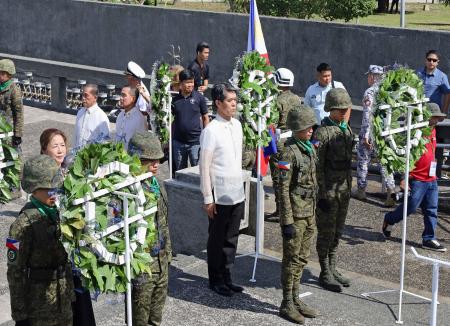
60;142;158;293
372;67;432;175
229;51;279;148
0;114;20;203
150;61;173;144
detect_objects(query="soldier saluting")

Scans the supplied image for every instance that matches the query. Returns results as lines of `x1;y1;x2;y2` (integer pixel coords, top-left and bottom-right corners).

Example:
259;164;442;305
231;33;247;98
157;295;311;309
7;155;74;326
314;88;354;293
278;106;319;324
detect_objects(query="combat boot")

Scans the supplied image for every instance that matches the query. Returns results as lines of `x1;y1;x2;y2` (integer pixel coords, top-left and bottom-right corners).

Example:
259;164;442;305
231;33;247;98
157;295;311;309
384;189;396;207
351;187;367;200
292;290;319;318
318;258;342;292
279;299;305;324
329;252;350;287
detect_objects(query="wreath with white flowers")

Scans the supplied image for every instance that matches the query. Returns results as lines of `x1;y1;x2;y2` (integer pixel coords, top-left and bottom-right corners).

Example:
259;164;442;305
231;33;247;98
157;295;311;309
230;51;279;148
372;67;432;175
60;142;158;293
0;114;20;203
150;61;173;144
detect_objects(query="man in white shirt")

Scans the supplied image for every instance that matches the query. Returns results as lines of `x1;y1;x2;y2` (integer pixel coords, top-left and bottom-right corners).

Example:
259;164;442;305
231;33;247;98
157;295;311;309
73;84;110;148
115;86;148;149
199;83;245;297
304;63;346;124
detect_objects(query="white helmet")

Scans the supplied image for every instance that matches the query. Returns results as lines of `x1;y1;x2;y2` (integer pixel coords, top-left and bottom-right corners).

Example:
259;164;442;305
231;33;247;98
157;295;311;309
274;68;294;87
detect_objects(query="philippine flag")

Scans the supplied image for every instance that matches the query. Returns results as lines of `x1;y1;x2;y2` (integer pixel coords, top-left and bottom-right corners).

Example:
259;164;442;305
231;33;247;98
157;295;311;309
247;0;270;65
277;161;291;171
6;238;20;251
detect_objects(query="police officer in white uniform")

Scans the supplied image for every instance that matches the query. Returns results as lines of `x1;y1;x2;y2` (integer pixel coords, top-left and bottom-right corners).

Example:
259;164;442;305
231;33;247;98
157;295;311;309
124;61;151;114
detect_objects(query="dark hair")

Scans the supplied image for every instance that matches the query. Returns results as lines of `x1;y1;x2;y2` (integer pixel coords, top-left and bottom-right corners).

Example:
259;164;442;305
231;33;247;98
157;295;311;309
212;83;238;103
426;50;440;59
40;128;67;154
84;84;98;97
120;86;139;108
317;63;332;73
179;69;195;82
196;41;210;53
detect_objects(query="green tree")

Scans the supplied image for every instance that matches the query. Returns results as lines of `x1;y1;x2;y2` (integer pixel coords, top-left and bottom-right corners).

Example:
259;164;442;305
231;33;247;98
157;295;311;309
228;0;376;21
322;0;377;21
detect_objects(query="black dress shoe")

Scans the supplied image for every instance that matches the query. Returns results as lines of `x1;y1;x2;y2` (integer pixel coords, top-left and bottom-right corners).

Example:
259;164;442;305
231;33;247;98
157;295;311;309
210;284;234;297
225;283;244;293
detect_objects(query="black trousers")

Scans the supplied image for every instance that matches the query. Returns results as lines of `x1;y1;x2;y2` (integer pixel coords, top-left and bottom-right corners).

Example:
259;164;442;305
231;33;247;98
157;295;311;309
207;201;245;286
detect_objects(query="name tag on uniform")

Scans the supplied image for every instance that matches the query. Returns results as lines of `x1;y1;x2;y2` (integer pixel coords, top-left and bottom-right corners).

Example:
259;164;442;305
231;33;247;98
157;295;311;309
429;161;437;177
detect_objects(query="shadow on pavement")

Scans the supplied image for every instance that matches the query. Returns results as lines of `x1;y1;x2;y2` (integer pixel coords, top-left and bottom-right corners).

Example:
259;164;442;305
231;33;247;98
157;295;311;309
168;263;280;316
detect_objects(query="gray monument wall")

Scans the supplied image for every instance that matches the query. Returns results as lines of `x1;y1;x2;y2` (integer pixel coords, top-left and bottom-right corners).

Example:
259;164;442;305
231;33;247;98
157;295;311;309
0;0;449;101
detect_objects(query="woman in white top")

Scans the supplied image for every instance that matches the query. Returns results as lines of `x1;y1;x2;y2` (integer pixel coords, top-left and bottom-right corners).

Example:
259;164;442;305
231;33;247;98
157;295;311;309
115;86;148;149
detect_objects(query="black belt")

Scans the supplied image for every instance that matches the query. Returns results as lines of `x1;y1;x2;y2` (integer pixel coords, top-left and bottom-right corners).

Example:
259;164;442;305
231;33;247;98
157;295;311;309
27;265;67;281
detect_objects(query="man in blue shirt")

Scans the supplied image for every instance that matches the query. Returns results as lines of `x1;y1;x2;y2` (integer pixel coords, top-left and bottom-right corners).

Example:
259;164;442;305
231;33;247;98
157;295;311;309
417;50;450;115
304;63;346;124
172;69;209;173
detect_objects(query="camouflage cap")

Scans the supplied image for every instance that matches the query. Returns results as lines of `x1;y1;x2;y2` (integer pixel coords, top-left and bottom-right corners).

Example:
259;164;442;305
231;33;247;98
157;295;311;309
21;155;63;193
129;132;164;161
287;105;317;131
0;59;16;75
324;88;352;112
427;102;446;117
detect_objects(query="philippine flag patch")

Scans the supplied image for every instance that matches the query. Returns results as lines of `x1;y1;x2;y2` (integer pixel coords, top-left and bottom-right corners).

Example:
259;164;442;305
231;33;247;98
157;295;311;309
277;161;291;170
6;238;20;251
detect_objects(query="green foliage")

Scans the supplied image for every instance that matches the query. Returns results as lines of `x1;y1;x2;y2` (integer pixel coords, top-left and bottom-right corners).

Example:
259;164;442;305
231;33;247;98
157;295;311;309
229;0;376;20
373;68;431;175
0;115;20;204
322;0;376;22
440;0;450;6
150;61;173;144
232;51;279;148
61;142;158;293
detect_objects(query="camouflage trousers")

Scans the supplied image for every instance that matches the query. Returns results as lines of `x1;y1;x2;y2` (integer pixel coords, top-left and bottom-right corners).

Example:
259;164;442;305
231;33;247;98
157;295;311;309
269;152;282;212
130;262;169;326
356;141;395;191
316;189;350;260
281;216;315;300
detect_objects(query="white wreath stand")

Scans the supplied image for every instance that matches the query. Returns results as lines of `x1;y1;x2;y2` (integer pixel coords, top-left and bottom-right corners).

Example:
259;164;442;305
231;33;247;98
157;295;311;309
0;131;15;174
71;162;156;326
235;70;281;282
361;99;433;324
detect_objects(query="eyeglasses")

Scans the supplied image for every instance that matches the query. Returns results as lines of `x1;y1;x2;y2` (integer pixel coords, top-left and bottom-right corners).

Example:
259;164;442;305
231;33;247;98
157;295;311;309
427;58;438;63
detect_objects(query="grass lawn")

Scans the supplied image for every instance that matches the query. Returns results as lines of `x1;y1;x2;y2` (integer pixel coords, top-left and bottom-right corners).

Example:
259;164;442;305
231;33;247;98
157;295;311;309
355;3;450;31
156;2;450;31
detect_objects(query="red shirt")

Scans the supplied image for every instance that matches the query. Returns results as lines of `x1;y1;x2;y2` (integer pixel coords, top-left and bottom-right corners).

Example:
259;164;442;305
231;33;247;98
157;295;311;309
410;128;436;182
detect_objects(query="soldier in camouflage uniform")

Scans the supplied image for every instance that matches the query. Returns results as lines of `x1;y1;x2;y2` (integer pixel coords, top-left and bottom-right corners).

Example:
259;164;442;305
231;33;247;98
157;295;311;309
7;155;74;326
0;59;24;149
353;65;396;207
268;68;302;221
313;88;354;293
278;106;320;324
128;132;172;326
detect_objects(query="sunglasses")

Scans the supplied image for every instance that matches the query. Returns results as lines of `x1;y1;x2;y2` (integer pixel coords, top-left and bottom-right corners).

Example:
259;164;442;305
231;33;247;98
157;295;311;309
427;58;438;63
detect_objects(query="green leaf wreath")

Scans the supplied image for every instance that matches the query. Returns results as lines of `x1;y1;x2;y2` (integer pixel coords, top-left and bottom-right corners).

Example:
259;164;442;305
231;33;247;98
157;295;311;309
60;142;158;293
372;68;432;175
230;51;279;148
150;61;173;144
0;114;20;203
